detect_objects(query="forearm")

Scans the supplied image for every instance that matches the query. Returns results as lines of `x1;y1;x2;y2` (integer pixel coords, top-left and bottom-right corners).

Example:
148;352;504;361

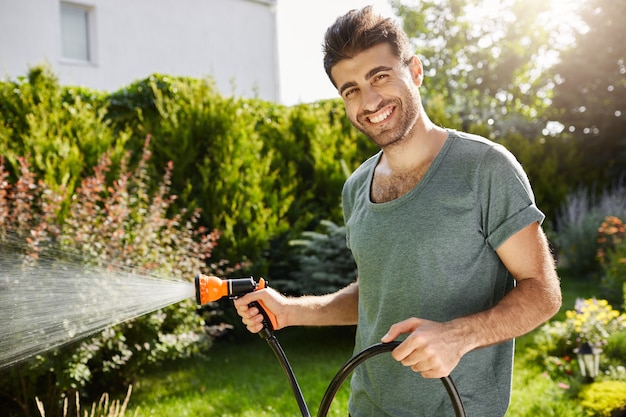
284;281;359;327
450;275;561;354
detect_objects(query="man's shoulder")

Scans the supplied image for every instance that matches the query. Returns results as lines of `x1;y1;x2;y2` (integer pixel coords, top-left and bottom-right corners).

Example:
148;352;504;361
447;130;516;166
345;151;380;186
448;129;502;152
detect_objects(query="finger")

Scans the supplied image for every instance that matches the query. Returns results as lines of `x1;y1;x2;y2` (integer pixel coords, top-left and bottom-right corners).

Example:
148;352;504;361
233;291;258;308
381;318;420;343
242;311;265;333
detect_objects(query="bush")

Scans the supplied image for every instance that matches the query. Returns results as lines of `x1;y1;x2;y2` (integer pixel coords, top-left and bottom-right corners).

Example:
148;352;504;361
276;220;357;296
495;131;583;224
578;381;626;417
104;75;373;276
0;65;128;195
597;216;626;307
553;183;626;276
0;139;240;417
532;298;626;383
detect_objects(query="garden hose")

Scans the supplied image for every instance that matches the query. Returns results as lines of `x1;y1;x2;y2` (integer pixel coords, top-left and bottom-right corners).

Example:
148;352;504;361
317;341;466;417
194;274;467;417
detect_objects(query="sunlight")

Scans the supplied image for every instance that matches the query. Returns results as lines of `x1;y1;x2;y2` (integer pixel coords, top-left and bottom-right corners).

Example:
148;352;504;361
463;0;588;71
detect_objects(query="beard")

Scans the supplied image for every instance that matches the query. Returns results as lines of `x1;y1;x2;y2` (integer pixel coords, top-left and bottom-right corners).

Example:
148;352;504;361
350;90;421;149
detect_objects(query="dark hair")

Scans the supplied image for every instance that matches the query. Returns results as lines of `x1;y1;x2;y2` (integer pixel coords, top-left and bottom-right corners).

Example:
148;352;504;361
323;6;413;87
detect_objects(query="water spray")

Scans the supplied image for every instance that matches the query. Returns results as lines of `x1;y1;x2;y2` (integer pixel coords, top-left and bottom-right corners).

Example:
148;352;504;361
194;274;467;417
0;250;195;371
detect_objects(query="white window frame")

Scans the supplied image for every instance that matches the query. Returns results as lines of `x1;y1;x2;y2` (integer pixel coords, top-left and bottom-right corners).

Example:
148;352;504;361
60;2;96;65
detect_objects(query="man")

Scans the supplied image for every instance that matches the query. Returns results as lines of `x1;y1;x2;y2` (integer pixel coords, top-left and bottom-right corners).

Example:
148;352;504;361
235;6;561;416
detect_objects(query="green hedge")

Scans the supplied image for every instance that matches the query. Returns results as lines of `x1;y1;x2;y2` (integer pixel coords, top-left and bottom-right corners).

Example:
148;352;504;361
0;65;591;279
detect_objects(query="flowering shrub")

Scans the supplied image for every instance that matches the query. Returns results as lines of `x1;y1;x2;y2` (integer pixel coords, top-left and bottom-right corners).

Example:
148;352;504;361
543;354;576;378
0;138;243;416
597;216;625;264
565;298;626;349
533;298;626;385
578;380;626;417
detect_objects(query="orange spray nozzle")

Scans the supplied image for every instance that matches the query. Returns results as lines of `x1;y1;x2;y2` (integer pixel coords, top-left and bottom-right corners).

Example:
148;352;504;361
194;274;277;334
195;274;268;305
195;274;229;305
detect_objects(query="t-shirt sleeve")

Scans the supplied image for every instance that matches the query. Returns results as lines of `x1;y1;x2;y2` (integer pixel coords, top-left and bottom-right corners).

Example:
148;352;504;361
478;144;545;250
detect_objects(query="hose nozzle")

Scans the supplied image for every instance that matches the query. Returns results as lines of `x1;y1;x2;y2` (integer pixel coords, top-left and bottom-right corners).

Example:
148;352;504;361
194;274;261;305
194;274;276;335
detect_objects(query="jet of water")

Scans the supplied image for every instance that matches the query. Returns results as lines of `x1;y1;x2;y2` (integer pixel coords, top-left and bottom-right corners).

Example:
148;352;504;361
0;243;196;370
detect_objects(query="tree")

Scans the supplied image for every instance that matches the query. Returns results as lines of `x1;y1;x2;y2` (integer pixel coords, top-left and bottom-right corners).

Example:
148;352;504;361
391;0;569;138
550;0;626;181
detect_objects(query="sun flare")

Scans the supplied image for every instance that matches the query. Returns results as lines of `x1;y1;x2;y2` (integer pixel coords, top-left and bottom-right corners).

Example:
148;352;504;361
462;0;588;70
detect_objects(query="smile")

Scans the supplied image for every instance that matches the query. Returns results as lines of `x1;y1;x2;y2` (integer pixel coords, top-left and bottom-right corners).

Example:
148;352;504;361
367;106;394;124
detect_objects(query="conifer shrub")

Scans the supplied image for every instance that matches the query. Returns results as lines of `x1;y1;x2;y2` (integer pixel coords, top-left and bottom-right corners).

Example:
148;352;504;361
277;220;357;296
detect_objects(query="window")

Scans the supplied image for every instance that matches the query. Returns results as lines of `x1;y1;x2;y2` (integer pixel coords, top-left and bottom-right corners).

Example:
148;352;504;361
60;3;91;62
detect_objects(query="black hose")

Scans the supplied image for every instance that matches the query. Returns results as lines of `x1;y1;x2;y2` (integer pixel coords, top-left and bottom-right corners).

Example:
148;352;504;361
264;334;312;417
252;298;465;416
316;341;467;417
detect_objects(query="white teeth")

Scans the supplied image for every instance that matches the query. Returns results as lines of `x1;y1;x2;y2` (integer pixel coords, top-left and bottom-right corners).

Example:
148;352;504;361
369;108;392;123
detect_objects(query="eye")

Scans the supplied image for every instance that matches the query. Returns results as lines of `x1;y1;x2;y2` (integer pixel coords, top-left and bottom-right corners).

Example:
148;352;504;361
373;73;389;83
343;87;358;99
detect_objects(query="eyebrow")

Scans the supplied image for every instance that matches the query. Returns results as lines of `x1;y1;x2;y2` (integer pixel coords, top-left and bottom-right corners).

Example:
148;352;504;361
338;65;394;96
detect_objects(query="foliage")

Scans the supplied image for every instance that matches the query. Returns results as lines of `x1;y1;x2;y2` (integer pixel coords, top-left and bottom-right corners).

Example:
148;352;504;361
553;183;626;275
605;331;626;372
564;298;626;349
392;0;568;134
597;216;626;307
0;65;128;195
103;74;372;276
0;63;612;285
550;0;626;181
276;220;357;296
495;132;583;224
577;380;626;417
0;139;239;417
391;0;592;223
532;298;626;387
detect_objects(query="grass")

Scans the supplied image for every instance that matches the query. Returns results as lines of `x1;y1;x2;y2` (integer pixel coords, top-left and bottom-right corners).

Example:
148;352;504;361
127;326;356;417
124;274;603;417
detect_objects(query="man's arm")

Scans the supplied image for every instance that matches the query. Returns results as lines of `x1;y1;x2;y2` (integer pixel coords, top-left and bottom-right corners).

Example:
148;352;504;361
234;281;359;333
382;221;562;378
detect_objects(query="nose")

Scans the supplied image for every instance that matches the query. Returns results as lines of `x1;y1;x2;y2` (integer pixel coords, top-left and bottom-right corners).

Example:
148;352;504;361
361;85;383;113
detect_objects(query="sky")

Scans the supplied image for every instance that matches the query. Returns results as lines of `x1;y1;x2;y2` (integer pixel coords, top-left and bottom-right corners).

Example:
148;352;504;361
276;0;396;106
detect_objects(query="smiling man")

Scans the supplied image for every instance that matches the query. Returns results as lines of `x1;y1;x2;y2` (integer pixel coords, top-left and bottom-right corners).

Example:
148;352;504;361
235;6;562;416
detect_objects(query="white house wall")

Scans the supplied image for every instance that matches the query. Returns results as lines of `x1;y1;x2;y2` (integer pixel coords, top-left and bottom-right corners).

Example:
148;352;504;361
0;0;280;102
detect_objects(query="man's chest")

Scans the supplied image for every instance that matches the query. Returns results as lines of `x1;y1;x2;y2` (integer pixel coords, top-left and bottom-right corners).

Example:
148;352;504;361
370;162;432;203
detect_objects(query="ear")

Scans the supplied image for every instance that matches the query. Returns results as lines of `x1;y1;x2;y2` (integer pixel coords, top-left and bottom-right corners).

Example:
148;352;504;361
408;55;424;87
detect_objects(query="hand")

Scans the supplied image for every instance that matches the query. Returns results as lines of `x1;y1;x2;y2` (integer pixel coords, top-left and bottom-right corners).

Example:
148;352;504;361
233;287;287;333
381;318;466;379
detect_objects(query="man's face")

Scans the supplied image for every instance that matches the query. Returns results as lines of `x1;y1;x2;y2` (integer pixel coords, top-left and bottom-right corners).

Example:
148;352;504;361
331;43;423;149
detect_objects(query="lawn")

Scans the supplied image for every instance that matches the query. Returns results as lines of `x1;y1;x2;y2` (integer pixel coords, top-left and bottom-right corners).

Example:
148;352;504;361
124;275;602;416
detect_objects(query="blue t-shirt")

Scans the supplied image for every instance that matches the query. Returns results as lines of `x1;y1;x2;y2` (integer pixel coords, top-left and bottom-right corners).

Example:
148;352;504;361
342;130;544;416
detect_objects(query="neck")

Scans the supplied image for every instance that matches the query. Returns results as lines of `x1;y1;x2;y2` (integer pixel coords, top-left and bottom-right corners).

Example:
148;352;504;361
380;113;446;173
